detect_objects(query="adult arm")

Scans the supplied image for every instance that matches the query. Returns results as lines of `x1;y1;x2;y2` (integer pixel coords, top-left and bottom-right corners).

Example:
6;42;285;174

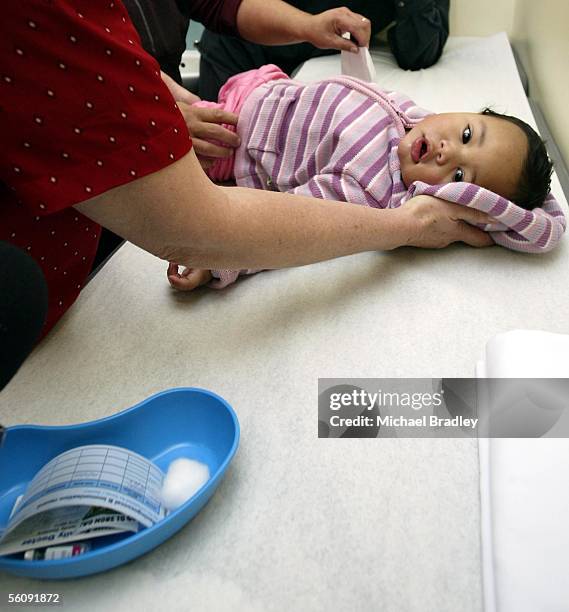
388;0;449;70
186;0;370;52
166;171;498;291
75;148;493;273
235;0;370;51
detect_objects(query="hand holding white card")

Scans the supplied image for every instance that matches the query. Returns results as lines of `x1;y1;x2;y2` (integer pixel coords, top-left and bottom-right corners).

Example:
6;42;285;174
340;32;376;82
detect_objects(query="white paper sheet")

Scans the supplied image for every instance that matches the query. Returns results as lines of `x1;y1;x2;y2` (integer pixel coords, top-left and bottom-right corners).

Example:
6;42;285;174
478;331;569;612
341;46;376;82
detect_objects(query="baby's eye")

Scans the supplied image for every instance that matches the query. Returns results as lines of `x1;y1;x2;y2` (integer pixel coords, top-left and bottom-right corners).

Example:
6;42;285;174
454;168;464;182
462;125;472;144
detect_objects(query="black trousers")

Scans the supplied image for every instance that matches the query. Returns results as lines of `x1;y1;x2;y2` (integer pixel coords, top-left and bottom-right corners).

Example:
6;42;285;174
0;242;48;391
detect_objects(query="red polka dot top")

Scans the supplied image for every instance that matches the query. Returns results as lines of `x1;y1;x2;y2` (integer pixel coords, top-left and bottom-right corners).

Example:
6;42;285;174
1;1;193;336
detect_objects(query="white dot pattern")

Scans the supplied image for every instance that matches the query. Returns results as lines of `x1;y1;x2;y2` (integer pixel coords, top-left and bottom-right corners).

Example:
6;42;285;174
2;0;192;333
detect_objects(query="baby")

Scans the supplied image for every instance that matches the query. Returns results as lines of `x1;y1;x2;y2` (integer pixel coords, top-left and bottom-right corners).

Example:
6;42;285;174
168;65;561;290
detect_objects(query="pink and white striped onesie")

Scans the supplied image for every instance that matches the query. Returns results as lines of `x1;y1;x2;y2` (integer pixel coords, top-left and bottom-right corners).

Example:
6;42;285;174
195;66;566;287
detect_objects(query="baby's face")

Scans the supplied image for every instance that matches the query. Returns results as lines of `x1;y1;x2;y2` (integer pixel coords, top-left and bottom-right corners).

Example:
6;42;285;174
398;112;527;198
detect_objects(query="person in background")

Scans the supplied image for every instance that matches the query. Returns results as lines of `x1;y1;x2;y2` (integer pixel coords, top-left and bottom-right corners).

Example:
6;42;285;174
197;0;450;101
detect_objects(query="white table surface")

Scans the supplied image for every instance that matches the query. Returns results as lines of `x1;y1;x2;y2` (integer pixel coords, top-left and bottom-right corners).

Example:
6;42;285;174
1;34;567;612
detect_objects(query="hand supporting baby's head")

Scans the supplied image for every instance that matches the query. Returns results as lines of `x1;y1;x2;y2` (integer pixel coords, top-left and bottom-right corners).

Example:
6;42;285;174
398;109;553;210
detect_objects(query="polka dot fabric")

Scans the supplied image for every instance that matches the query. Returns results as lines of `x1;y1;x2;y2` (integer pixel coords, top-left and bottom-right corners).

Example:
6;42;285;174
1;1;192;335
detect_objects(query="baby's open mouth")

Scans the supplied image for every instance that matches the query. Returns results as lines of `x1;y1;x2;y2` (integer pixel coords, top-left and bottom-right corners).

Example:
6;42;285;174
411;137;430;163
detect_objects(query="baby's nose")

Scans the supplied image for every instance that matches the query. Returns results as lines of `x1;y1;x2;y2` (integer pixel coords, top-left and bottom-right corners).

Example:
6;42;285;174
436;140;454;166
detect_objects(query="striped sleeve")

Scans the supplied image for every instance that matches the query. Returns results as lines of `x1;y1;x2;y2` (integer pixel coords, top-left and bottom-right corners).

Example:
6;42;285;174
402;182;567;254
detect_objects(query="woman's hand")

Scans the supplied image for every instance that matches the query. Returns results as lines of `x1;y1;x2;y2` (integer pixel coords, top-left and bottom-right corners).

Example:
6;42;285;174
400;195;495;248
306;8;371;52
176;102;240;170
160;72;240;169
167;263;212;291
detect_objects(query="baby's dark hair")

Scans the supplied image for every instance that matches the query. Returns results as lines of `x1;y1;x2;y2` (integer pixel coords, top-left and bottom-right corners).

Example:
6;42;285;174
481;108;553;209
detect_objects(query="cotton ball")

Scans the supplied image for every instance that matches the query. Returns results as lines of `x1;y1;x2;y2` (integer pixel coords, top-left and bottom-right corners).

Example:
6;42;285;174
161;458;210;511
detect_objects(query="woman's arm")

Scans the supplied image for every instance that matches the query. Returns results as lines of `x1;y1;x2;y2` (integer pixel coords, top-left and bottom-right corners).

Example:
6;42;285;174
235;0;370;51
186;0;370;51
75;148;492;272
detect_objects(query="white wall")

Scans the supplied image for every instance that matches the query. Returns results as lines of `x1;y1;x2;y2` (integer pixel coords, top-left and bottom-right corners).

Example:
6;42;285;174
511;0;569;166
450;0;568;167
450;0;517;36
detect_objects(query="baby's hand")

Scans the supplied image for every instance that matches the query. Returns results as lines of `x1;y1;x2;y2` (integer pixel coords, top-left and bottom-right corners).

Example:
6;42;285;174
167;263;213;291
